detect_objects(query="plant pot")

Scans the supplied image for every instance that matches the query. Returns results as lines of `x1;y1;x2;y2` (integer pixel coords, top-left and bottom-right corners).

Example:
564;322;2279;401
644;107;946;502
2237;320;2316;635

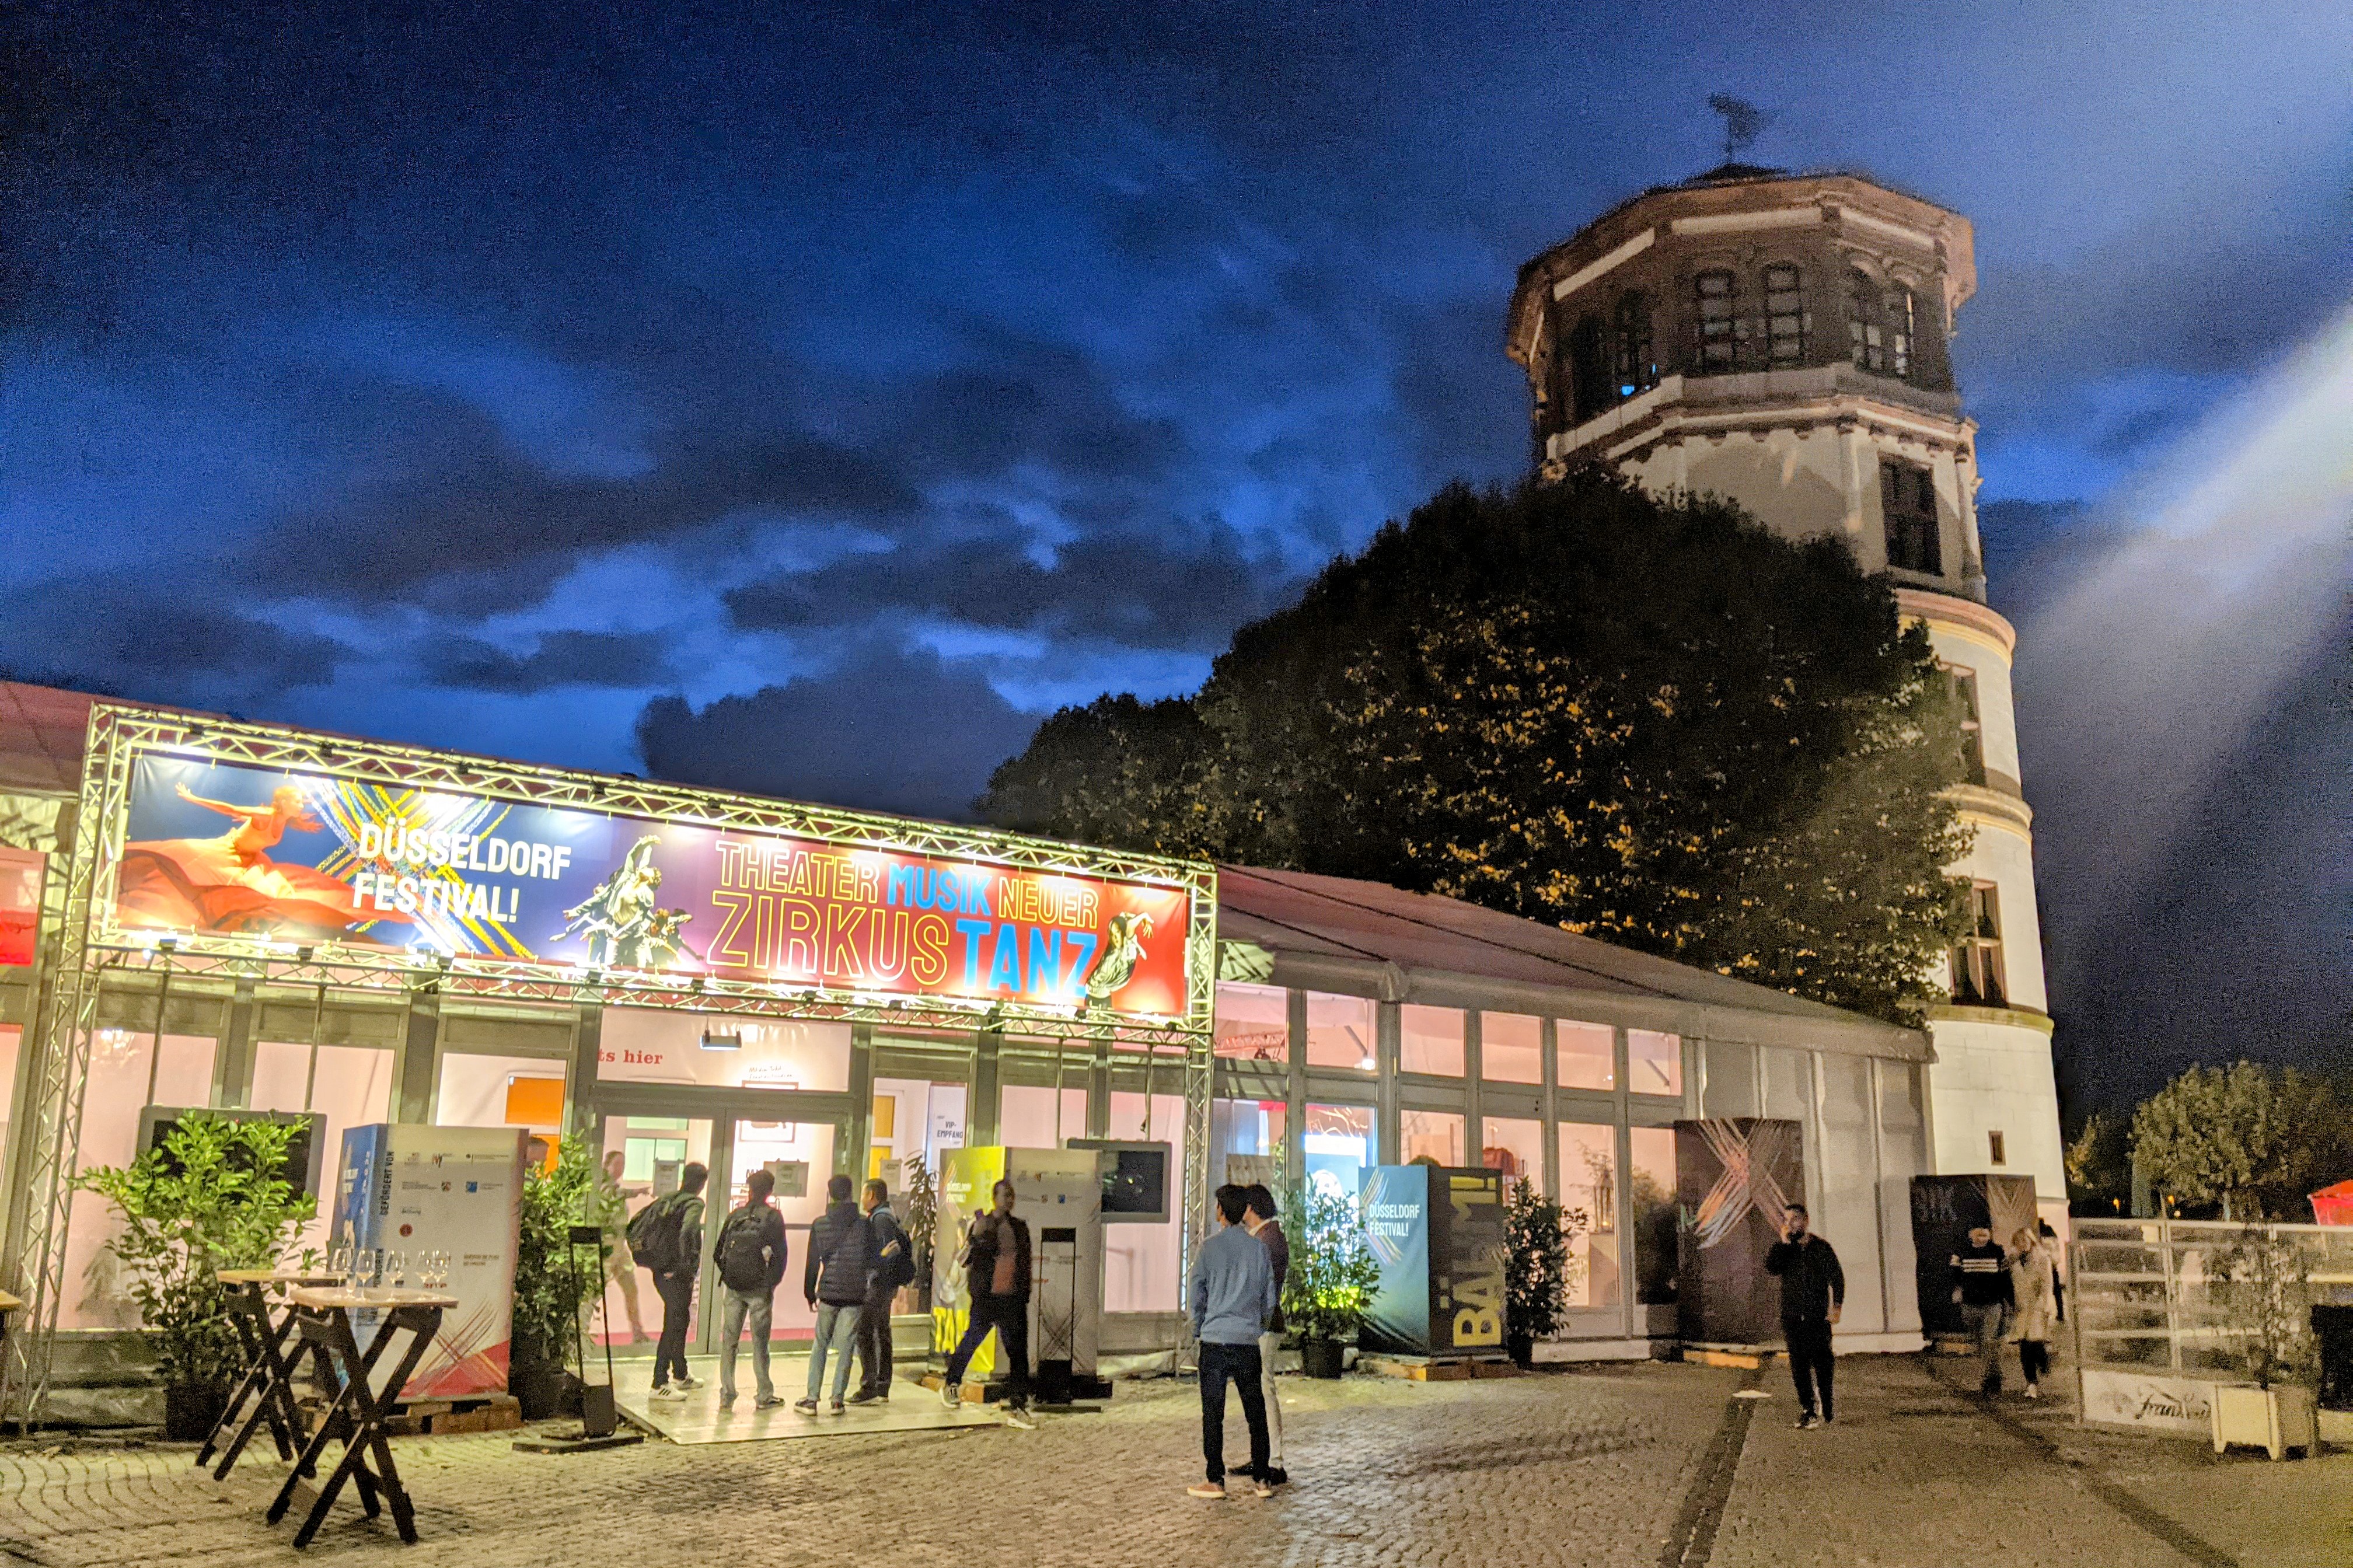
163;1381;230;1442
511;1363;581;1421
1507;1332;1534;1370
1299;1338;1347;1380
2211;1382;2319;1460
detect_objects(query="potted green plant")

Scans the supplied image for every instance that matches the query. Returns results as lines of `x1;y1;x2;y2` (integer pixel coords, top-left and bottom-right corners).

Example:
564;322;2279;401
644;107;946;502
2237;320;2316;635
1282;1185;1380;1378
900;1153;938;1312
74;1111;317;1440
510;1133;599;1420
2209;1224;2321;1459
1504;1183;1587;1368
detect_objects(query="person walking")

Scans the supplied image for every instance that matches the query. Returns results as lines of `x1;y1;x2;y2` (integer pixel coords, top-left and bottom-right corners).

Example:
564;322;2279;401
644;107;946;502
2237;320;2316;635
711;1167;789;1410
636;1162;707;1400
939;1179;1036;1430
1188;1185;1277;1500
1241;1184;1290;1485
1763;1203;1844;1429
592;1150;649;1344
849;1178;912;1405
1951;1223;2016;1395
799;1175;872;1415
2008;1224;2060;1399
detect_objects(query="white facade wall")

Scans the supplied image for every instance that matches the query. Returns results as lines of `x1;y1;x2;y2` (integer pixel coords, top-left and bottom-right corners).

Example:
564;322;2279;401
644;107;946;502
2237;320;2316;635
1922;1016;2065;1203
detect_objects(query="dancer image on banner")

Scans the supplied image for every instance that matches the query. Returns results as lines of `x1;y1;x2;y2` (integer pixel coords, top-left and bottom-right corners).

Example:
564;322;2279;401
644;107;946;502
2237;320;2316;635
115;778;407;941
552;833;696;970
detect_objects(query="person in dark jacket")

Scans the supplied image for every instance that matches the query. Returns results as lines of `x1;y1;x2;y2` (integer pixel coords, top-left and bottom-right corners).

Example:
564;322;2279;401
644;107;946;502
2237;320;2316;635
711;1167;788;1409
939;1178;1036;1429
645;1162;707;1400
1951;1224;2016;1395
1763;1204;1845;1428
1241;1184;1290;1484
850;1178;910;1404
798;1174;872;1414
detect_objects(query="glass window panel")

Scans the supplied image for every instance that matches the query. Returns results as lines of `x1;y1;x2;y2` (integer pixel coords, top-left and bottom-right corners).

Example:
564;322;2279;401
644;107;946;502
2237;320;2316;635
1480;1012;1542;1084
1303;1103;1375;1201
997;1084;1088;1148
1401;1109;1464;1166
62;1029;218;1331
1630;1126;1678;1305
1210;1099;1286;1186
1399;1004;1465;1077
597;1006;851;1091
1480;1116;1542;1194
1556;1121;1621;1309
436;1053;565;1130
1104;1090;1185;1312
1214;981;1290;1061
1629;1029;1682;1097
0;1025;18;1191
251;1039;393;1260
1556;1021;1615;1091
1303;991;1376;1071
592;1115;714;1347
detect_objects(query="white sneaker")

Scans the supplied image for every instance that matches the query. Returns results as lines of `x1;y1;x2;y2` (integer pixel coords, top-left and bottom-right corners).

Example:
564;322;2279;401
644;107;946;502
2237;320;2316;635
1187;1481;1228;1500
672;1375;704;1391
1004;1407;1036;1430
650;1385;687;1401
940;1380;962;1409
2024;1384;2040;1399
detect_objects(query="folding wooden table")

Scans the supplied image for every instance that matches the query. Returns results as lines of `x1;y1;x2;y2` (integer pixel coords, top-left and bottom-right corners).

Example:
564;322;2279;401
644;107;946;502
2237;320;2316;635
266;1286;455;1549
200;1269;344;1481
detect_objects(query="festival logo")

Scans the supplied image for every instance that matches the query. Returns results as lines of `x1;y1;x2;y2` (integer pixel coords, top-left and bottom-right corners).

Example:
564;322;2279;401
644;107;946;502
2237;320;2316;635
109;754;1194;1021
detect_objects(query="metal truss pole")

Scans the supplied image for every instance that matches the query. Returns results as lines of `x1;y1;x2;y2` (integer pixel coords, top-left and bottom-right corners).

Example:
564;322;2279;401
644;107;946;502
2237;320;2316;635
1175;1036;1213;1371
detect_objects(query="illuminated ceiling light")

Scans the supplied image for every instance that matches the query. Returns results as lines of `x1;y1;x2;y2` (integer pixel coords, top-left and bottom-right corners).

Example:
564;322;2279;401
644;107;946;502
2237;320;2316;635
700;1031;742;1051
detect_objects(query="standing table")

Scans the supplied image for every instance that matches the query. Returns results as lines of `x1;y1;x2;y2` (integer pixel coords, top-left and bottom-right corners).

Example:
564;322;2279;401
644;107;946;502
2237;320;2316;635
201;1270;345;1480
267;1287;455;1549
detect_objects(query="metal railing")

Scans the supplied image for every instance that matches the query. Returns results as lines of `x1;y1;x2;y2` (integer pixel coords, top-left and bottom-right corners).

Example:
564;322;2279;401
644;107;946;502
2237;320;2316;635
2069;1217;2353;1380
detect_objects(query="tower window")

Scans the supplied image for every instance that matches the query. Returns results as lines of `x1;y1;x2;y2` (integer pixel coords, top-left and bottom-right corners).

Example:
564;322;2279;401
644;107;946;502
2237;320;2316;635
1888;287;1915;379
1612;291;1657;399
1881;460;1941;575
1988;1130;2008;1167
1950;882;2007;1007
1846;268;1884;373
1942;664;1987;785
1695;271;1736;372
1567;312;1609;425
1763;264;1806;365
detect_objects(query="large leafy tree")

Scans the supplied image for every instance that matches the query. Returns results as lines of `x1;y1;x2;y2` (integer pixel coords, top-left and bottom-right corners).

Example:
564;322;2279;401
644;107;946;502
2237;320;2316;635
982;474;1975;1022
2129;1061;2342;1221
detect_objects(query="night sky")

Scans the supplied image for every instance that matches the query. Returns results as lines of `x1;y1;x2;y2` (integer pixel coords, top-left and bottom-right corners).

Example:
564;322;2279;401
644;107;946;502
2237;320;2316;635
6;2;2348;1108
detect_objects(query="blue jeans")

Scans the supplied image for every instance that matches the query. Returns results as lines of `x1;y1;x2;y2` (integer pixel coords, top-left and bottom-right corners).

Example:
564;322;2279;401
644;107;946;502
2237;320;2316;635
718;1288;773;1401
808;1302;861;1402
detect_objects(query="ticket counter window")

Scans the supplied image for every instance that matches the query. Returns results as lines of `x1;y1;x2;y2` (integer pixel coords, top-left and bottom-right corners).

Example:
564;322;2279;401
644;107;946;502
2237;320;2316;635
1556;1021;1615;1092
1399;1005;1465;1077
1481;1116;1543;1194
1556;1121;1622;1309
1629;1029;1683;1098
1214;981;1289;1061
1480;1013;1542;1085
1401;1109;1464;1165
61;1029;217;1331
1303;1103;1375;1201
1303;992;1376;1071
249;1039;393;1259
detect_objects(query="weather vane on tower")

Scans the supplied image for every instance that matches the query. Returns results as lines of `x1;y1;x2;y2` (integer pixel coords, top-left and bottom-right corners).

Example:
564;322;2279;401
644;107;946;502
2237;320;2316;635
1706;93;1771;163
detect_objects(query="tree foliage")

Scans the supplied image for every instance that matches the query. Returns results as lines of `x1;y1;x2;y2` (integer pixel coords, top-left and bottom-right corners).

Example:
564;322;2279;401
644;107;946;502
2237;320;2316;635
983;474;1975;1022
74;1113;317;1389
2129;1060;2342;1221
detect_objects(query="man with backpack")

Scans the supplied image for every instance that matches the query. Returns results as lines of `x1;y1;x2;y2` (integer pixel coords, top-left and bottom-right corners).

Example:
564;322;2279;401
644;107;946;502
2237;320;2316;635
630;1161;707;1400
798;1174;872;1415
850;1177;912;1405
712;1167;789;1409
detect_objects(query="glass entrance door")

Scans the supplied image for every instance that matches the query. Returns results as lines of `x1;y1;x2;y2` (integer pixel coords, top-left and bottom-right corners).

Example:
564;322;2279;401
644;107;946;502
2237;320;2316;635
592;1113;717;1351
715;1113;843;1347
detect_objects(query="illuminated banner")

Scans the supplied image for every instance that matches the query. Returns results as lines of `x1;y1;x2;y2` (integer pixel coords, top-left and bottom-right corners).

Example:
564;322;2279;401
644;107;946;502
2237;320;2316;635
109;753;1193;1022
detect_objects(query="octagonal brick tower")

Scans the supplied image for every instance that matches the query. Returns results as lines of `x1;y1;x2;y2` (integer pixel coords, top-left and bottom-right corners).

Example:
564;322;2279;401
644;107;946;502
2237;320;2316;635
1506;164;2064;1225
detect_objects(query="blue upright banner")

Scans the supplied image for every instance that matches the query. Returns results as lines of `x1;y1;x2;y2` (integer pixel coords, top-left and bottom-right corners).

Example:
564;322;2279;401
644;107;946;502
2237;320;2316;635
1358;1165;1507;1357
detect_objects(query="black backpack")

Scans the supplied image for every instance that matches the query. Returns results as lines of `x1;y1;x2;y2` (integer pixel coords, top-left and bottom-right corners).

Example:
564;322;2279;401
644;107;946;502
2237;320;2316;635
717;1206;778;1293
627;1192;690;1275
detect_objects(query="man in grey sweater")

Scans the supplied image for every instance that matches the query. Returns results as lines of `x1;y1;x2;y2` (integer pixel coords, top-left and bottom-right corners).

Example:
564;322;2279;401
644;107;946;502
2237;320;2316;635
1242;1184;1290;1486
1188;1185;1277;1500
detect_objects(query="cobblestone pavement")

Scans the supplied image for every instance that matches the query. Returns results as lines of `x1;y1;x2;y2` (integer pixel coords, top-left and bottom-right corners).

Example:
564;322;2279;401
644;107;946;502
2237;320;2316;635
1;1355;2344;1567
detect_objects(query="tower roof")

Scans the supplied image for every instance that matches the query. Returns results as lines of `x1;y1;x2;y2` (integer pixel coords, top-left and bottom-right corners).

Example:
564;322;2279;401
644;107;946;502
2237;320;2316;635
1506;167;1975;368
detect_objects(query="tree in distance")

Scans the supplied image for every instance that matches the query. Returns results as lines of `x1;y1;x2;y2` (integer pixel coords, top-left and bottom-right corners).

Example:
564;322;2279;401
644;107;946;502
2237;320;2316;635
982;474;1977;1024
2129;1060;2343;1221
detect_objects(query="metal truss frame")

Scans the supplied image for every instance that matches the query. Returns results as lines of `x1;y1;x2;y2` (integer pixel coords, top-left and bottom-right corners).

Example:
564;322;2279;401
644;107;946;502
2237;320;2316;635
3;701;1219;1423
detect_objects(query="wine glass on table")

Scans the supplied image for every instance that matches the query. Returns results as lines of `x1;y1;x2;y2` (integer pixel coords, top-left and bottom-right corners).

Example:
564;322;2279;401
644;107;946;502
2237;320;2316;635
386;1250;408;1290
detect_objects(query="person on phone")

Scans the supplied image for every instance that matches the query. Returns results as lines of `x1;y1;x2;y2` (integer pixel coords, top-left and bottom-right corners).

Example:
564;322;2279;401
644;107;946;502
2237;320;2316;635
939;1179;1035;1429
1763;1204;1844;1429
